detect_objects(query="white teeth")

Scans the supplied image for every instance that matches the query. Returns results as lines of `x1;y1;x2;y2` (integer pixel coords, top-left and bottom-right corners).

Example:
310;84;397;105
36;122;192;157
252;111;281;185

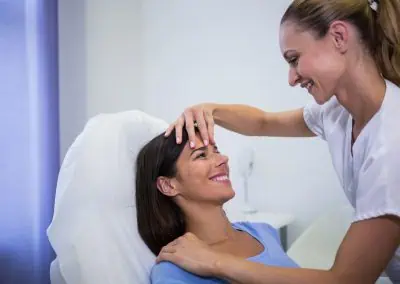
211;175;229;182
301;81;313;91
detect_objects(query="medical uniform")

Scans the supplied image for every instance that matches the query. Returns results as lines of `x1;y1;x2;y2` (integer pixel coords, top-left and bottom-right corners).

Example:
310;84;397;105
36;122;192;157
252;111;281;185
151;222;299;283
303;79;400;282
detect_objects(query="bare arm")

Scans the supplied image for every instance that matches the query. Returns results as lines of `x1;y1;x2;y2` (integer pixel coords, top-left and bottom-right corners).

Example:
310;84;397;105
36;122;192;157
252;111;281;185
212;104;315;137
217;216;400;284
165;103;315;148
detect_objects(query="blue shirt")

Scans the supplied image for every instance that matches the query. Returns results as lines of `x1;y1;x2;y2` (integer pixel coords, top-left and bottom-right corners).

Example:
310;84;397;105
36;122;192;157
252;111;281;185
151;222;299;283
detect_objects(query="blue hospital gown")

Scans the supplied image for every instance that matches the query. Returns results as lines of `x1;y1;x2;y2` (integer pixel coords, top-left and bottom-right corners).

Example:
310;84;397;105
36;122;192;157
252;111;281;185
151;222;299;283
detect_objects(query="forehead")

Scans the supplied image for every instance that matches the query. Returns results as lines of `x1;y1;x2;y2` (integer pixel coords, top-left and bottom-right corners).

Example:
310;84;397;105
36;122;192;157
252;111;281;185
179;134;204;157
279;21;316;55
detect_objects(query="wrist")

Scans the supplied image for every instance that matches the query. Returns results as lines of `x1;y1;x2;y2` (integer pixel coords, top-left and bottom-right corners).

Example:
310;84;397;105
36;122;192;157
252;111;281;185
204;103;218;115
207;103;222;124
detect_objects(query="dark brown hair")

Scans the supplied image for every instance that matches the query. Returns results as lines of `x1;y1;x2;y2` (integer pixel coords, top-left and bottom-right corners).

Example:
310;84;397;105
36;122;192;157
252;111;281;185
281;0;400;86
135;127;197;255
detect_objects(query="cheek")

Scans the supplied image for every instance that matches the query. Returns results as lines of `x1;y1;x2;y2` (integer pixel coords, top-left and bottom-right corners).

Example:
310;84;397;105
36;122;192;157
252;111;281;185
186;163;207;180
300;51;344;84
179;163;209;189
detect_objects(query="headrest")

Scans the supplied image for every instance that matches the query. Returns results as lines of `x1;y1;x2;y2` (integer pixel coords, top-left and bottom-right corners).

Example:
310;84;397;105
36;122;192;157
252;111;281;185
47;110;168;284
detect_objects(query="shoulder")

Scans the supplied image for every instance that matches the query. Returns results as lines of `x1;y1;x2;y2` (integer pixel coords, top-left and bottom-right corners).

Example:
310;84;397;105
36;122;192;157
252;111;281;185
365;81;400;162
319;96;349;126
354;82;400;221
380;80;400;147
304;96;345;118
151;261;200;284
303;96;348;139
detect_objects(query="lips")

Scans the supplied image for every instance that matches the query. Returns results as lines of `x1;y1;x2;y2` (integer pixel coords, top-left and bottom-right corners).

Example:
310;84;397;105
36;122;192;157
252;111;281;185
210;175;229;182
209;172;230;182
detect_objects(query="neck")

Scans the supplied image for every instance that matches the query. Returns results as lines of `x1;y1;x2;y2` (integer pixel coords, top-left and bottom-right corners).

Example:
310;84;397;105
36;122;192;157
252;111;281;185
335;55;386;131
182;203;237;246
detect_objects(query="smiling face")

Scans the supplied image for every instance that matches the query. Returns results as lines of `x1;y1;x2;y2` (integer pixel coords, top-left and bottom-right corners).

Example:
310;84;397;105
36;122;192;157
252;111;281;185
136;127;237;255
279;21;347;105
157;134;235;207
174;134;235;206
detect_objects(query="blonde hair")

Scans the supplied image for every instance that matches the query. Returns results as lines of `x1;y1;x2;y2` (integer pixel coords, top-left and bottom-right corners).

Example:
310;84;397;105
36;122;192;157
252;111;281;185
281;0;400;86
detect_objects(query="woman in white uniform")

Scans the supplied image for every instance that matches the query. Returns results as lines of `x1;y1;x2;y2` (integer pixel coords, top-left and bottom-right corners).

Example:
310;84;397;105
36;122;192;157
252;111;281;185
159;0;400;283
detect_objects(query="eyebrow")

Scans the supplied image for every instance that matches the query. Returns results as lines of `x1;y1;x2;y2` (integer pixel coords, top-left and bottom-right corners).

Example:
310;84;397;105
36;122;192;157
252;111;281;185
190;145;218;156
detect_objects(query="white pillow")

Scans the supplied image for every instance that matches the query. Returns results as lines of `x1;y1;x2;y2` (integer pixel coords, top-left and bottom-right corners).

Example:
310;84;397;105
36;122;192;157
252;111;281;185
47;110;169;284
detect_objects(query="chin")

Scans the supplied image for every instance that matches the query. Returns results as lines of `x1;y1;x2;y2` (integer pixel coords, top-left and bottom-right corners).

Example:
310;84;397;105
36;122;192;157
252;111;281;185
314;97;326;105
311;84;336;105
218;190;236;205
312;92;331;105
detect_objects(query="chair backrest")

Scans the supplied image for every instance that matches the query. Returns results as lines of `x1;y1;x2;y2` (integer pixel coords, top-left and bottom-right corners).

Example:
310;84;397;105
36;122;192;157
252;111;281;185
287;205;354;270
47;110;168;284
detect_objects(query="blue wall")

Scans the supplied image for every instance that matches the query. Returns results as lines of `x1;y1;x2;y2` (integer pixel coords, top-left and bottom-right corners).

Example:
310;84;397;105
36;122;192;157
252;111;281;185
0;0;59;283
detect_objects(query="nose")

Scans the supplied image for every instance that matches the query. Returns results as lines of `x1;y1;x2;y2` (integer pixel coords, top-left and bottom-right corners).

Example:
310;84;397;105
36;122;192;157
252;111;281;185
288;67;300;87
215;153;229;167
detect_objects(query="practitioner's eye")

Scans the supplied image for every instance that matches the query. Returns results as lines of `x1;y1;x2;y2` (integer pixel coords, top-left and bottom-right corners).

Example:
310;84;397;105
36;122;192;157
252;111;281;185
288;56;298;67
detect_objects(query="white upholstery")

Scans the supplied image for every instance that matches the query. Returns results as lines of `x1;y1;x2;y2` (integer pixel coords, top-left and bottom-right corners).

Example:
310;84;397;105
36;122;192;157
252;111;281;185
47;110;168;284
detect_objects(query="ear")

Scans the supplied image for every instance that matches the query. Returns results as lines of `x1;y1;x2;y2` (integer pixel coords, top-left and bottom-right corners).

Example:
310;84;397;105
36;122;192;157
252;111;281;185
156;176;179;197
328;20;349;54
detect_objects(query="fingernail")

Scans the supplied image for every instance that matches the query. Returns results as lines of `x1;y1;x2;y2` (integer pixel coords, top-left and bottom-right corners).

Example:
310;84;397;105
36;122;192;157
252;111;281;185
204;139;208;146
190;141;195;148
177;137;181;143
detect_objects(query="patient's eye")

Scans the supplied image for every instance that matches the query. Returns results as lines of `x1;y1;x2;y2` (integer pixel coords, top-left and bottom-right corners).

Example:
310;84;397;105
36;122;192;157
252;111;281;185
193;146;221;160
195;152;207;159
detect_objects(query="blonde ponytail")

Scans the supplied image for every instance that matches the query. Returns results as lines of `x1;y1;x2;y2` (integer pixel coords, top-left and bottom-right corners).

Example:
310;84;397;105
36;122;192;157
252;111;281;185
374;0;400;86
281;0;400;86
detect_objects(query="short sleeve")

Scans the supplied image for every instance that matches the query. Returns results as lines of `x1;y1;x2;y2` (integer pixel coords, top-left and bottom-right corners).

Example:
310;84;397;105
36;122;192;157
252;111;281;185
303;100;326;140
354;137;400;222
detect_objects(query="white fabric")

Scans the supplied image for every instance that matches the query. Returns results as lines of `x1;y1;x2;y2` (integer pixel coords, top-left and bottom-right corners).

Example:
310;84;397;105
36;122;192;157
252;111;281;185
303;79;400;282
47;110;169;284
50;259;67;284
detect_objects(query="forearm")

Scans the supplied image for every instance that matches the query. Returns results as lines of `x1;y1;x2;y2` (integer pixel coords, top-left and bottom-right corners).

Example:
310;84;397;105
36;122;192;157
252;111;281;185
211;103;268;136
216;257;340;284
211;104;314;137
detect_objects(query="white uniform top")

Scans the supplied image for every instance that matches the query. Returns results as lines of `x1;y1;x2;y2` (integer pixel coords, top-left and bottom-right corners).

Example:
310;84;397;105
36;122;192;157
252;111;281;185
303;79;400;282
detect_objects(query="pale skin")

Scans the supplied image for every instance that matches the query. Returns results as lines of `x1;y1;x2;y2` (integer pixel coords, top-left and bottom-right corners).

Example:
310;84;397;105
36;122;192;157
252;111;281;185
161;20;400;284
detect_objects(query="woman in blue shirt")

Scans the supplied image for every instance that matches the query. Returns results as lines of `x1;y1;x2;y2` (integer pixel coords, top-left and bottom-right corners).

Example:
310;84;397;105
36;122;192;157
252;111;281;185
135;126;298;283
